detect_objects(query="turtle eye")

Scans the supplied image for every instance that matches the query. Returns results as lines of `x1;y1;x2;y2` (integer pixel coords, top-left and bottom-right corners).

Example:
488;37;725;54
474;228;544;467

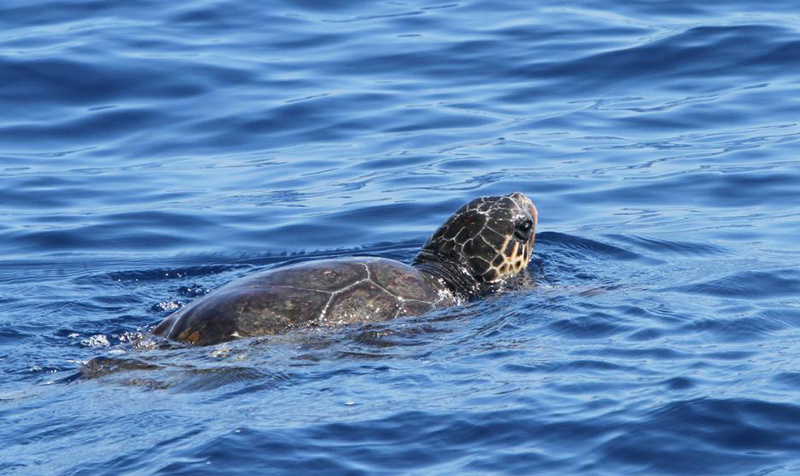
514;219;533;240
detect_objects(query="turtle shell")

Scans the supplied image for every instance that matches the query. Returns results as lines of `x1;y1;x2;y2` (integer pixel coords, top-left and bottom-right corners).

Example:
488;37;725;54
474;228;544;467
153;257;453;345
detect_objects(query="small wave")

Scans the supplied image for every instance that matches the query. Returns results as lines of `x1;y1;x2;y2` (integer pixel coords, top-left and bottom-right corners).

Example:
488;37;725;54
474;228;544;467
669;268;800;300
609;233;728;257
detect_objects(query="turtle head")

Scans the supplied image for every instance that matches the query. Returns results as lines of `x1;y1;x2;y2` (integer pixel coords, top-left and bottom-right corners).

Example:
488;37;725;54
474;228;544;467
414;192;538;297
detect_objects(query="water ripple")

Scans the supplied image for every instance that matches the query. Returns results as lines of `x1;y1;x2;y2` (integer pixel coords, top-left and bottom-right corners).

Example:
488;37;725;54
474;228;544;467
3;0;800;474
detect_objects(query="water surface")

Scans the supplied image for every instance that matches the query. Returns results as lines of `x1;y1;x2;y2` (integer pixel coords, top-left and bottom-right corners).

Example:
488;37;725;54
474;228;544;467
2;0;800;474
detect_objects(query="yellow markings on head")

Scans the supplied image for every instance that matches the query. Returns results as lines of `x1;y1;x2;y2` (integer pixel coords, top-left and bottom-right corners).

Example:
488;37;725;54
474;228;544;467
488;236;532;281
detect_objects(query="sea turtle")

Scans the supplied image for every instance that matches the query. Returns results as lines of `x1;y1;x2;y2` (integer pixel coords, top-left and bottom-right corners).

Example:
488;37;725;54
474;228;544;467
153;192;538;345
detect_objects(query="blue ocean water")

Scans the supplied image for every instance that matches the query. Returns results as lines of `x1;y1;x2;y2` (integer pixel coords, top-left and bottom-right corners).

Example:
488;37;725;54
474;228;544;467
2;0;800;474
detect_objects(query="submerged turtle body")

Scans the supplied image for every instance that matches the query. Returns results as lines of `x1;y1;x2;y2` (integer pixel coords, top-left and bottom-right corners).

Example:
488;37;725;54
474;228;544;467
153;257;453;345
155;192;538;345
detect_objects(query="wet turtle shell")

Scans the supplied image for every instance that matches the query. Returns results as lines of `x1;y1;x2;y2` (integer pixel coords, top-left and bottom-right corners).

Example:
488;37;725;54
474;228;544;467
154;192;538;345
153;257;452;345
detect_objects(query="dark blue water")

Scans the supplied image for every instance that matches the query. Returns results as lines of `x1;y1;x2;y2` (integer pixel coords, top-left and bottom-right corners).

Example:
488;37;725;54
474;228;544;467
3;0;800;474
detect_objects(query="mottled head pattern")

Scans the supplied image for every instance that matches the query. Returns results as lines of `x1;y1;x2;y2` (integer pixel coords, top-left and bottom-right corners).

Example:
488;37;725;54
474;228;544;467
414;192;538;292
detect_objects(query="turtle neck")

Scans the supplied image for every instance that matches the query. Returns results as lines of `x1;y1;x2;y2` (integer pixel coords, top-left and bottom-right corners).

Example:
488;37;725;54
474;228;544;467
412;250;483;302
